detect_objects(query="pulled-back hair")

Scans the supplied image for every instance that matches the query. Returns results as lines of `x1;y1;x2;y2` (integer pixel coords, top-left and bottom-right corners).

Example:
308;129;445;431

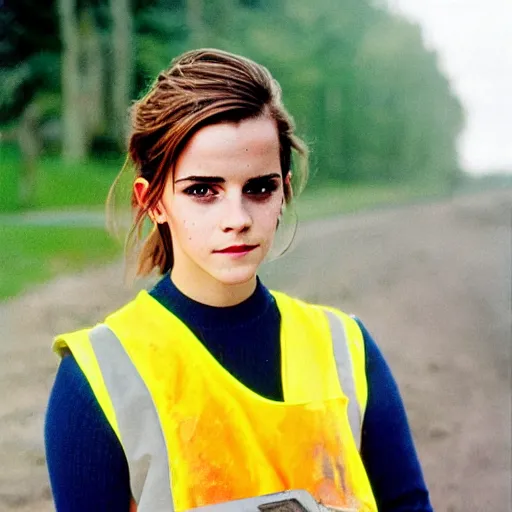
108;48;308;277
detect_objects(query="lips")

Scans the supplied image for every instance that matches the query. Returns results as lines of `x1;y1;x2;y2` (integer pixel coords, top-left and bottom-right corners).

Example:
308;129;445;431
215;245;258;254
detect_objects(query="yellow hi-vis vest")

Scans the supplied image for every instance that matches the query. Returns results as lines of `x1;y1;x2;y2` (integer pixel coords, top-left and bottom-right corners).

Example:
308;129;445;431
53;290;378;512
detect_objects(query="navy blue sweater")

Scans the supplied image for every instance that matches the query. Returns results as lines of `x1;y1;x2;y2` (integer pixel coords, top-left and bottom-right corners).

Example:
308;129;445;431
45;275;433;511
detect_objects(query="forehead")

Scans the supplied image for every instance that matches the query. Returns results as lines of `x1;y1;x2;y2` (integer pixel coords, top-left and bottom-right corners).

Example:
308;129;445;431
174;116;281;180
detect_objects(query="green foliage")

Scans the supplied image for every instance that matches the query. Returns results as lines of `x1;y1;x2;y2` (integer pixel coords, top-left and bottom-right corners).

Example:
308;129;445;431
172;0;464;188
2;0;465;193
0;143;122;212
135;7;189;84
297;181;449;220
0;144;21;212
0;224;121;300
0;1;61;120
0;63;33;114
33;156;123;210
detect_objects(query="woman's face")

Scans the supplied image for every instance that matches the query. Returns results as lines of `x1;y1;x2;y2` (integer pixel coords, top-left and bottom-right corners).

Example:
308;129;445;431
150;116;285;300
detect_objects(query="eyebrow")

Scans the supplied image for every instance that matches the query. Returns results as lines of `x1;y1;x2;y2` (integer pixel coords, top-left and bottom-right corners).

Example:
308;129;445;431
174;173;281;184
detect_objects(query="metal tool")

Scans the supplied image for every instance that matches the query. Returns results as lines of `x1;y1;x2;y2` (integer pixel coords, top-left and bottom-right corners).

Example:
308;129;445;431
190;490;357;512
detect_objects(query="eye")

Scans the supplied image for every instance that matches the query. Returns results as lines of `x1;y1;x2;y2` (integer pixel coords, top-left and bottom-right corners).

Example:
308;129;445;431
243;178;279;198
183;184;217;199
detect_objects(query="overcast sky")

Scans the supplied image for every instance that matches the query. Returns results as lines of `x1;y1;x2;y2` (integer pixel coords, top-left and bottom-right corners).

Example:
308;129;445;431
388;0;512;175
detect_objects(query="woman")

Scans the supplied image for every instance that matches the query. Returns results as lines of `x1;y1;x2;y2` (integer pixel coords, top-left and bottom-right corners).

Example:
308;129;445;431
45;49;433;512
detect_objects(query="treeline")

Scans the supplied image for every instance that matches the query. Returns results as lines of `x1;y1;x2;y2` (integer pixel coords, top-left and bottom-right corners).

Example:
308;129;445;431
0;0;464;186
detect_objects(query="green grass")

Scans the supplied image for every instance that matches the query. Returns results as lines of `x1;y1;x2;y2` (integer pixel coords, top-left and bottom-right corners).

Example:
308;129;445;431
0;224;122;300
297;181;448;220
0;143;123;212
0;144;21;211
34;156;123;210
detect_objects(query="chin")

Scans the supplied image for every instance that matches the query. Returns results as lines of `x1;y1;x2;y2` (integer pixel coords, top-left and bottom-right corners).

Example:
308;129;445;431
212;265;259;287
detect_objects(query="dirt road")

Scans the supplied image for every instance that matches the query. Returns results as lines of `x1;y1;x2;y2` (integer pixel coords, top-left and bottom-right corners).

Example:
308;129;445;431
1;190;510;511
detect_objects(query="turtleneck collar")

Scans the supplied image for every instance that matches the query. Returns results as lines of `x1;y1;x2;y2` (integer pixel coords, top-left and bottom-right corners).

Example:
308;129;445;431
149;273;275;330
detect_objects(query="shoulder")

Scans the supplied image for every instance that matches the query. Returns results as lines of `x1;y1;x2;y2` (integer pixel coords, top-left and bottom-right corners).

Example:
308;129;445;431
351;317;380;362
52;291;156;354
45;354;124;454
272;291;371;409
349;316;397;396
271;290;366;352
270;290;357;325
45;354;113;437
350;317;394;379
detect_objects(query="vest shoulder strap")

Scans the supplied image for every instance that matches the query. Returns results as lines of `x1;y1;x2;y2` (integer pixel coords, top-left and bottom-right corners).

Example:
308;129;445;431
54;318;174;511
89;324;173;511
271;291;367;451
53;327;121;441
322;308;367;451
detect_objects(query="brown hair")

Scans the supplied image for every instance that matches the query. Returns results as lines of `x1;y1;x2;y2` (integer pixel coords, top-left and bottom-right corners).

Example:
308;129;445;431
108;48;308;277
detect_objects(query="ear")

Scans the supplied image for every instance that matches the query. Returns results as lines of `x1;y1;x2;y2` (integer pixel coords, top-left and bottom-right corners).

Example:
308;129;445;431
134;177;149;208
133;177;166;224
283;172;293;203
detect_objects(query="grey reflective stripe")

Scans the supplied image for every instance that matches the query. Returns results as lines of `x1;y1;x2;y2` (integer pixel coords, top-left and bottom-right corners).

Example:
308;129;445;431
324;310;362;451
89;325;174;512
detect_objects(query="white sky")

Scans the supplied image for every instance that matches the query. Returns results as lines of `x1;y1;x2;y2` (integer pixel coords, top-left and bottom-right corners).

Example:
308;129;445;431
388;0;512;175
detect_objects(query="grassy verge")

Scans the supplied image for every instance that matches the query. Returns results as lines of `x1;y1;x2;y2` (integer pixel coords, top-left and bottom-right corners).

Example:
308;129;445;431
297;181;447;221
0;144;122;212
0;224;122;300
34;156;123;210
0;144;21;211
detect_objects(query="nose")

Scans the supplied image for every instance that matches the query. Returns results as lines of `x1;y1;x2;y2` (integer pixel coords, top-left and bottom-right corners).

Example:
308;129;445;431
220;195;253;233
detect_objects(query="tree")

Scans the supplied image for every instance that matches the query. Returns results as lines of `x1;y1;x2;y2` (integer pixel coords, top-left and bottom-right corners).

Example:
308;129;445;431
0;0;61;122
82;8;106;138
110;0;134;148
17;103;42;206
58;0;88;161
2;0;464;189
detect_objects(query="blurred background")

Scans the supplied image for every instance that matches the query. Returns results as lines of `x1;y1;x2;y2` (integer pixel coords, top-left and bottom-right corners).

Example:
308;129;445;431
0;1;510;511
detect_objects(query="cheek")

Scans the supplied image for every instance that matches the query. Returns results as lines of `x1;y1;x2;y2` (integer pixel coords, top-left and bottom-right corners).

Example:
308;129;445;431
254;200;282;230
169;206;213;248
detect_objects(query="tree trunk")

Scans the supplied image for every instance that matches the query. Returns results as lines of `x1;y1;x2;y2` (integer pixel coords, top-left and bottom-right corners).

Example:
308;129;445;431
82;9;105;138
324;84;343;177
58;0;87;162
17;103;41;207
110;0;133;150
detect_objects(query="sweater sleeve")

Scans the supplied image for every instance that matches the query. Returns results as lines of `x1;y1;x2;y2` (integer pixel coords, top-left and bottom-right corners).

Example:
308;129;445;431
44;354;132;511
355;318;433;512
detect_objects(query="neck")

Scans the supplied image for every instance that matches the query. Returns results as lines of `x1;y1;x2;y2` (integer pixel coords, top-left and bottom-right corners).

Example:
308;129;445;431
170;269;257;307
